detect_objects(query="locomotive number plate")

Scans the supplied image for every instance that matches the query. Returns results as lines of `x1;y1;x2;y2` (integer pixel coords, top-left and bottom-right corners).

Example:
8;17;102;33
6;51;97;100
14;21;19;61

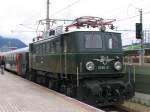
98;66;110;70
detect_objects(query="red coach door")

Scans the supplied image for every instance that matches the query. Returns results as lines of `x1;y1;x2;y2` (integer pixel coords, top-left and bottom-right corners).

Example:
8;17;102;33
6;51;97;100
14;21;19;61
16;54;21;76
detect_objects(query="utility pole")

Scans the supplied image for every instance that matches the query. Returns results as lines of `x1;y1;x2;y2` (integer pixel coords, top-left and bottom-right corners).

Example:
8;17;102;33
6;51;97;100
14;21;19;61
46;0;50;38
139;9;144;65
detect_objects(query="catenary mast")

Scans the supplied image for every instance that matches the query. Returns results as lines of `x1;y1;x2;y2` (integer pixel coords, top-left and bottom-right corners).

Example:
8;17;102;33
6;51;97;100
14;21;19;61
45;0;50;38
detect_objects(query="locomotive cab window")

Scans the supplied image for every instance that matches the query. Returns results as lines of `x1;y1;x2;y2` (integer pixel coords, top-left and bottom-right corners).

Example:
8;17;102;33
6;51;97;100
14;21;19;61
108;38;113;49
85;34;102;48
106;34;121;49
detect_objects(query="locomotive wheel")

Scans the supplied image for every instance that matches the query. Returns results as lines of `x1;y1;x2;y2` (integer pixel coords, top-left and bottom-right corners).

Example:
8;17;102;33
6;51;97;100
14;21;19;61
28;74;36;82
66;85;76;97
36;76;42;84
60;84;66;94
28;75;32;81
77;85;87;101
76;84;97;106
41;76;47;86
48;80;54;89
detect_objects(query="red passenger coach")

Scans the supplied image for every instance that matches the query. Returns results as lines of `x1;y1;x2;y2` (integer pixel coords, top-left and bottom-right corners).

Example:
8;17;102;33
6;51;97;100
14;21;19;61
4;47;29;77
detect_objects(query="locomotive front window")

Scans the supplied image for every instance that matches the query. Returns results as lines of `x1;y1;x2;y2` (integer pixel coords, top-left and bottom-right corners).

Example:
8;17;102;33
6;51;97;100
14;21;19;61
106;34;120;49
85;34;102;48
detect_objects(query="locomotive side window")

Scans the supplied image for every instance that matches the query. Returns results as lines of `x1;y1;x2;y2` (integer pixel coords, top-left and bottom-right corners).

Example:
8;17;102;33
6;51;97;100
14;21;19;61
53;42;56;53
55;41;61;53
39;44;42;55
49;42;51;52
29;44;34;53
85;34;102;48
112;36;119;48
44;43;46;54
38;45;40;55
51;42;54;53
36;45;39;54
46;42;50;53
42;44;45;55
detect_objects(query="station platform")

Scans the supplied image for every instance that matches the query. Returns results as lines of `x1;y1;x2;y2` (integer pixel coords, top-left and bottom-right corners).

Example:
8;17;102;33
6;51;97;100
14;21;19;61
132;92;150;106
0;71;103;112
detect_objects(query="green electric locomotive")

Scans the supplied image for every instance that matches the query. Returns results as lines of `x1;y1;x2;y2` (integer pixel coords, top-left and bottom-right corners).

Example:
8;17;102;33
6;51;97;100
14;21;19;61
29;16;134;106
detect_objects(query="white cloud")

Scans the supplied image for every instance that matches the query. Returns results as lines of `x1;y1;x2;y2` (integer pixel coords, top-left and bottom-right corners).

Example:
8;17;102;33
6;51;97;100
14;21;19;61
0;0;150;45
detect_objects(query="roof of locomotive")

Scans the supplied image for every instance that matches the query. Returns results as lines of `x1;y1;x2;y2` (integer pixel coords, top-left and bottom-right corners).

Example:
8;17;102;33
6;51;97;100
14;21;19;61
3;47;29;55
32;30;121;45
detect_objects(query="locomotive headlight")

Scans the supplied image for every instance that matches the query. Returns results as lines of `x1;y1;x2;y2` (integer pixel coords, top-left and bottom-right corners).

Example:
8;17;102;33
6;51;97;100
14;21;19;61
114;61;122;71
86;61;95;71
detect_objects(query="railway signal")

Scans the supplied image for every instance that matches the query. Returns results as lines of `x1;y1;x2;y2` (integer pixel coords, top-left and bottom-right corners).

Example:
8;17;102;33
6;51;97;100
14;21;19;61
136;23;142;39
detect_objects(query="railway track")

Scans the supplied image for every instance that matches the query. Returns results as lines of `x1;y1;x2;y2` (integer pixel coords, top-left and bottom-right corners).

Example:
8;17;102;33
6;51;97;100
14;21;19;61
100;105;135;112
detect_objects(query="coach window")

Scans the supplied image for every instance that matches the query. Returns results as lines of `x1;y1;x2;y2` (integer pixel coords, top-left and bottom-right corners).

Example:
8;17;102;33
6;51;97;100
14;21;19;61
10;54;12;61
13;54;16;61
9;55;11;61
11;55;13;61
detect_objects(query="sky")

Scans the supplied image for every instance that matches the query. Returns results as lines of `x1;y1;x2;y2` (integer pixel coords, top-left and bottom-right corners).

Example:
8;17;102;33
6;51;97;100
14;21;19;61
0;0;150;45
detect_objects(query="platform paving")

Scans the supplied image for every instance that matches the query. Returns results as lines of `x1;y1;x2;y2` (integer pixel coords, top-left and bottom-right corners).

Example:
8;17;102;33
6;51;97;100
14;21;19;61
132;92;150;106
0;71;103;112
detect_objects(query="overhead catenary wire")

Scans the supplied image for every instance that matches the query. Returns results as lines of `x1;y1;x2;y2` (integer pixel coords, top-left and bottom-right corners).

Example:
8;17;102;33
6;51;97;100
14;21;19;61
50;0;80;17
117;10;150;22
